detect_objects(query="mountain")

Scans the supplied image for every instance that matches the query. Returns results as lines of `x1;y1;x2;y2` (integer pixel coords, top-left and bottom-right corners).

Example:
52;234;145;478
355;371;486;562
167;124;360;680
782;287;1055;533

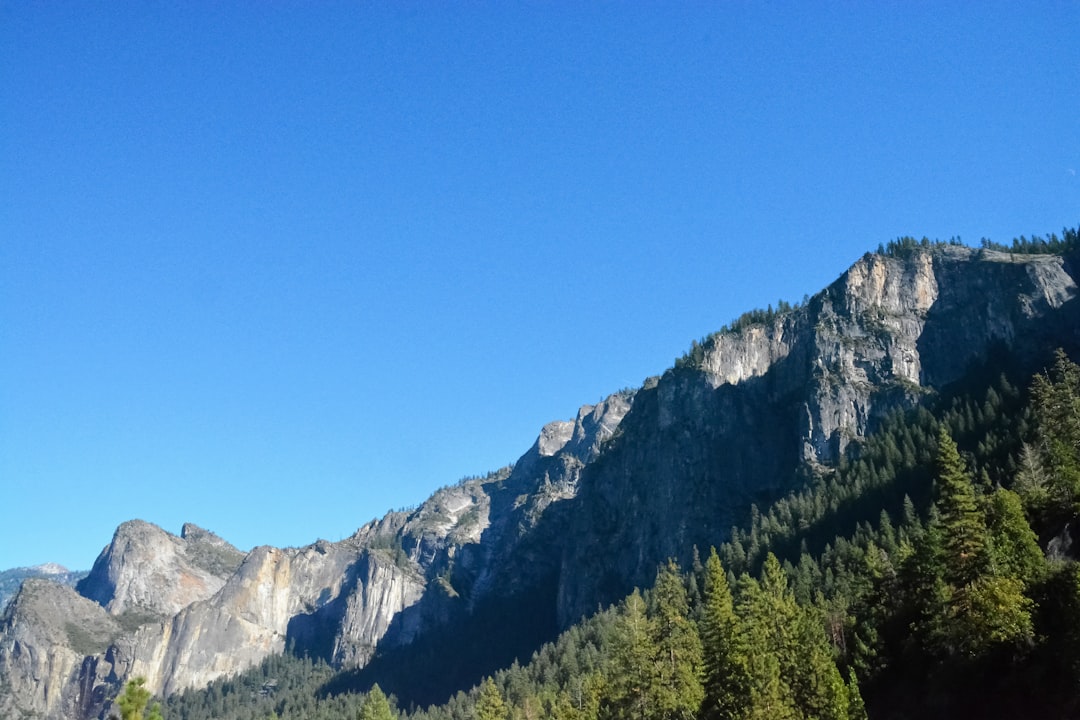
0;564;86;614
2;240;1077;720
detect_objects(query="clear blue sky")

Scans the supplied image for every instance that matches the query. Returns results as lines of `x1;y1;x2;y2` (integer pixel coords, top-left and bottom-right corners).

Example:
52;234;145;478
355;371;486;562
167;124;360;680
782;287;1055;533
2;3;1077;571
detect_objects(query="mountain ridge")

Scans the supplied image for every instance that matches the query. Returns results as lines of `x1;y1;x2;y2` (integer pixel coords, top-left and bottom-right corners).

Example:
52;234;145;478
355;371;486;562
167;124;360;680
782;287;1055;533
3;239;1078;719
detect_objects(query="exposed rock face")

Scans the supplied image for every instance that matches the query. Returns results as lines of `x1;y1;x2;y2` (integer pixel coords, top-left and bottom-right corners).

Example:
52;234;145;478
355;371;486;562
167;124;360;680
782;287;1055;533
0;564;86;614
556;248;1077;622
2;246;1076;719
77;520;243;618
0;580;121;720
122;540;425;697
0;389;634;719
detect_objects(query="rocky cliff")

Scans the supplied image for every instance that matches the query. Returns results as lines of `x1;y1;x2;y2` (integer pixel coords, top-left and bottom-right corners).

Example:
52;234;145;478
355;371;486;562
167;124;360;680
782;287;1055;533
0;564;85;615
1;245;1076;719
0;391;632;719
557;247;1078;622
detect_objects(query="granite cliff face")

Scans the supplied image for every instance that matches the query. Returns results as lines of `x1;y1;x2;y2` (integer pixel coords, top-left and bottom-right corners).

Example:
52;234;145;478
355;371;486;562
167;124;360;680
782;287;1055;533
77;521;243;618
0;393;632;720
1;246;1076;719
0;564;85;615
557;247;1078;622
0;579;121;720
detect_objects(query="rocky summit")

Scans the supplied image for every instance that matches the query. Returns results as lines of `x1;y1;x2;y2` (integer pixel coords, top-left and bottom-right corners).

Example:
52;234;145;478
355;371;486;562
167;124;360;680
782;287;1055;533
1;244;1077;719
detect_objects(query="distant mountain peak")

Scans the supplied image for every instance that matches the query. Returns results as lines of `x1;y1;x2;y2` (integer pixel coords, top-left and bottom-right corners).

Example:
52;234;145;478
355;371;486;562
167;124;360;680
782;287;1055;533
29;563;68;575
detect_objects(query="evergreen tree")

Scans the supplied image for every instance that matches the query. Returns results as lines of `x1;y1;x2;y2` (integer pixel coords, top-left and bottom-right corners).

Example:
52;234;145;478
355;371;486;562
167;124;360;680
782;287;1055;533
114;677;164;720
1014;441;1053;514
909;431;1036;658
736;561;798;720
699;550;749;720
1030;350;1080;514
359;685;396;720
475;678;509;720
953;575;1033;655
844;669;867;720
604;590;659;720
934;429;990;588
648;561;704;720
984;488;1044;586
789;601;850;720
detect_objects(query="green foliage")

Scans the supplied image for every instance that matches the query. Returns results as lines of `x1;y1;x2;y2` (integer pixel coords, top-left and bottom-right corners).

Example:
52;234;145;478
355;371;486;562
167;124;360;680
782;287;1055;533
876;227;1080;261
985;488;1043;585
1027;349;1080;521
648;561;704;720
64;621;114;656
604;589;657;720
904;430;1035;659
165;652;345;720
474;678;508;720
184;541;244;578
954;575;1033;653
933;429;991;588
977;227;1080;256
367;534;413;571
875;235;963;258
675;299;804;369
699;551;748;720
359;685;396;720
114;677;163;720
166;346;1080;719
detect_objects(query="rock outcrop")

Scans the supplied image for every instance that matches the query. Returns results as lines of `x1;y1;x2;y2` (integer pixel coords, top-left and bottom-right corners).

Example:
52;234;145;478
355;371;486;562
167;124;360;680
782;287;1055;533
77;521;243;618
556;247;1077;622
0;564;86;615
0;580;121;720
2;245;1077;719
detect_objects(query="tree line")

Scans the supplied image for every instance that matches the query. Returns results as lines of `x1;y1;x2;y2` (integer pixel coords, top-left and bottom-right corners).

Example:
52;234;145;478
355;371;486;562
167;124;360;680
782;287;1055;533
160;344;1080;719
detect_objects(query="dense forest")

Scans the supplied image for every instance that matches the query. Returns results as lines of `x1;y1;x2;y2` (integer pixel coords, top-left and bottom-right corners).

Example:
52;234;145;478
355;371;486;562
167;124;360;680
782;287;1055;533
159;235;1080;720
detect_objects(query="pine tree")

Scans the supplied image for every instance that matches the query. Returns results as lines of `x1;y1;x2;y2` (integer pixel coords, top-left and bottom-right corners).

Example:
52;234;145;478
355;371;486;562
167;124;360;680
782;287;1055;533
475;678;509;720
736;559;798;720
1014;441;1053;513
789;598;850;720
984;488;1044;586
604;589;659;720
648;561;704;720
699;550;749;720
113;677;164;720
1030;350;1080;514
909;431;1035;658
934;429;990;587
845;669;867;720
359;684;395;720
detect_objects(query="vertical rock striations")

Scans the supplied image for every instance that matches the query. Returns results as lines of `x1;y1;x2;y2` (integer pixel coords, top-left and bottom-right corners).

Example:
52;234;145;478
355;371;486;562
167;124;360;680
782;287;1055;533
556;248;1076;623
1;246;1076;718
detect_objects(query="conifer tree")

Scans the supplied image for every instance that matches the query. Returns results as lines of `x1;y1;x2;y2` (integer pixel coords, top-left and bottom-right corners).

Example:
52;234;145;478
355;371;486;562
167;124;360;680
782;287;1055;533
934;429;990;587
648;560;704;720
845;669;867;720
1031;350;1080;513
736;560;798;720
984;488;1044;586
359;684;396;720
699;550;749;720
789;601;850;720
605;590;659;720
910;430;1035;657
113;677;164;720
475;678;509;720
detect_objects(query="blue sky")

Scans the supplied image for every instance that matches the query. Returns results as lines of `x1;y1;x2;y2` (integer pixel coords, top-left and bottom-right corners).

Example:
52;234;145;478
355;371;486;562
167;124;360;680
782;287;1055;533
2;3;1077;571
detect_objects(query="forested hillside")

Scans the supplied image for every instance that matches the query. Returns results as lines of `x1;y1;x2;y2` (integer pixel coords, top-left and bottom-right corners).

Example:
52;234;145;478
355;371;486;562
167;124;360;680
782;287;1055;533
162;233;1080;720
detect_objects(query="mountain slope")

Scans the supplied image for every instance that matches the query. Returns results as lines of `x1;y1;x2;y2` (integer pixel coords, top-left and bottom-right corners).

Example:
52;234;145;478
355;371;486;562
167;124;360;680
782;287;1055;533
557;246;1078;622
0;564;85;615
1;240;1077;719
